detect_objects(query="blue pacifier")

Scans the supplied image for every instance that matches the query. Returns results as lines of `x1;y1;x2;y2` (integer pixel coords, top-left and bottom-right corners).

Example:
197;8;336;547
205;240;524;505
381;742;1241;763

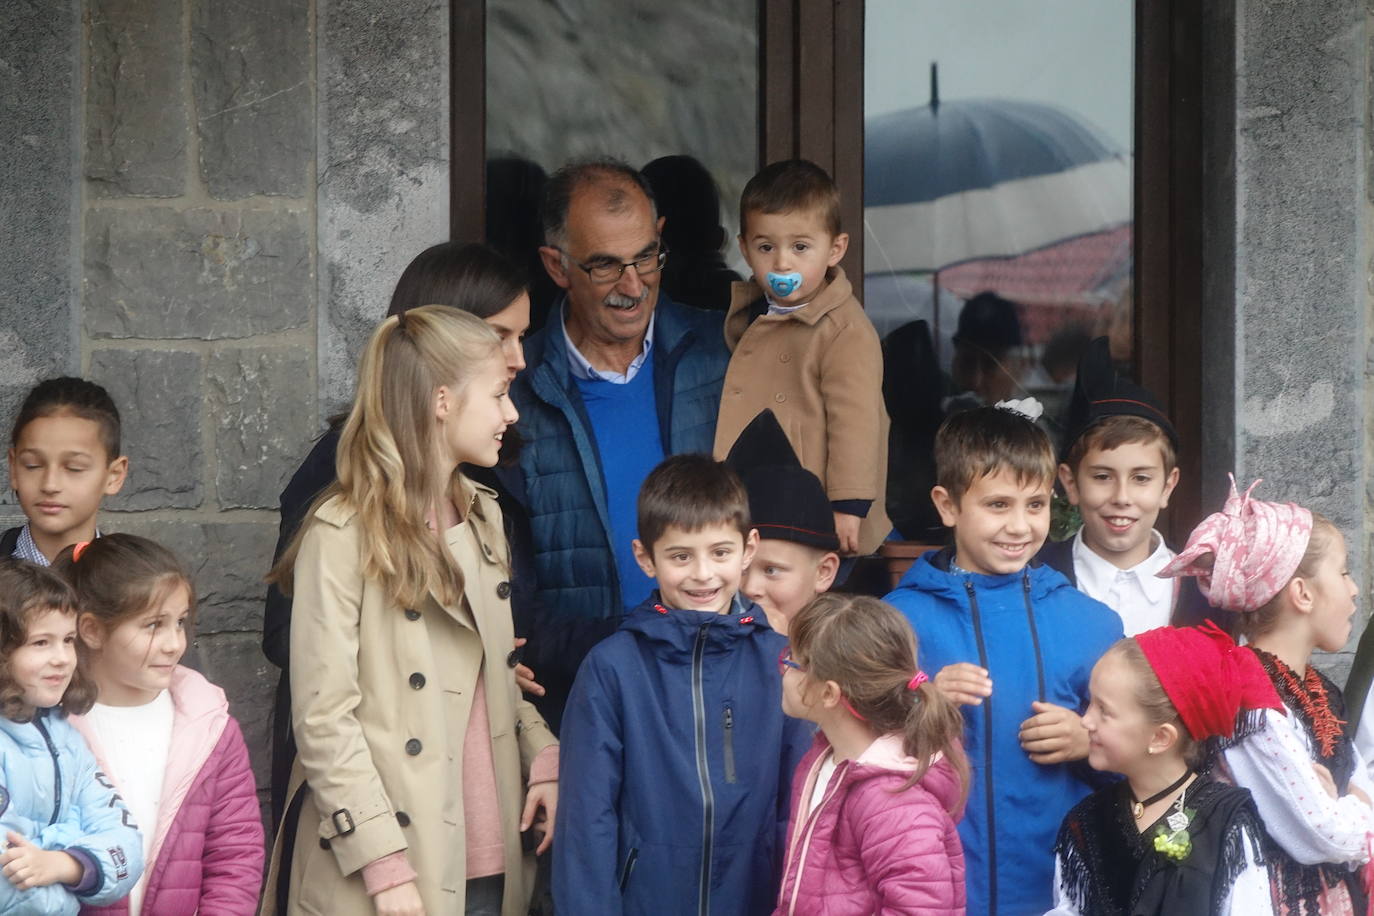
766;272;803;298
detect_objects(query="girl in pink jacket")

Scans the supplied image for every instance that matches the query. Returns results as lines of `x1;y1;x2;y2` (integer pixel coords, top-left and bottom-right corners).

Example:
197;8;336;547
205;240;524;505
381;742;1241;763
775;593;970;916
54;534;265;915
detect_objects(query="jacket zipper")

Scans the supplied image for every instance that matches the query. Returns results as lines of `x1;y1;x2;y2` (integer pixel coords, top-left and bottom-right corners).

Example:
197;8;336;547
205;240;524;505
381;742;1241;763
33;715;62;826
722;704;737;784
618;847;639;892
783;756;850;916
692;623;713;916
964;580;997;915
1022;574;1047;702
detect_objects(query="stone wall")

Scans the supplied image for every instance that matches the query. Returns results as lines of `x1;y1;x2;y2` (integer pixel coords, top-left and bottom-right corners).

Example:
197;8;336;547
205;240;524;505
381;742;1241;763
1202;0;1370;682
86;0;314;810
4;0;317;816
1;0;458;822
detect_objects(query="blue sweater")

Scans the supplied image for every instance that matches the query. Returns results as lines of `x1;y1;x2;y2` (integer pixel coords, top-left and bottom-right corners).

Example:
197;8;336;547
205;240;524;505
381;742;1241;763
884;549;1122;916
555;592;814;916
575;356;664;610
511;295;729;621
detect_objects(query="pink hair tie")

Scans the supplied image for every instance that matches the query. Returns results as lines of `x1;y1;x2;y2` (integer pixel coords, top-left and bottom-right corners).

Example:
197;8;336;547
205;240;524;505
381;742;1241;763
907;671;929;691
71;541;91;562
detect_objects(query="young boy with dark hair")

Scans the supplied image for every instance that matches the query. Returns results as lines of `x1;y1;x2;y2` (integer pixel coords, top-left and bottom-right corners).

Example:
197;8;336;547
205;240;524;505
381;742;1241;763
5;377;128;564
713;159;890;558
555;453;812;916
884;404;1122;916
726;409;840;635
1035;337;1214;634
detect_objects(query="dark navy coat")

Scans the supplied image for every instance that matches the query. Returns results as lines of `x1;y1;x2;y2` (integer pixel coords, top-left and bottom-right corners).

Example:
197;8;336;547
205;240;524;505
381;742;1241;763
554;593;814;916
510;296;729;622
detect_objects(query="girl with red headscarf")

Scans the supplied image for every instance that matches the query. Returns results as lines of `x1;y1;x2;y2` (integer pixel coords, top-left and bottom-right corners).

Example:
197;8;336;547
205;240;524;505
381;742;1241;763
1160;477;1373;915
1048;623;1281;915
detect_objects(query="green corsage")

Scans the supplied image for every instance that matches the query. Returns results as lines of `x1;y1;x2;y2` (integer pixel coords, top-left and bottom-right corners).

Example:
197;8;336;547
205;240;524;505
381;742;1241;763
1151;806;1195;862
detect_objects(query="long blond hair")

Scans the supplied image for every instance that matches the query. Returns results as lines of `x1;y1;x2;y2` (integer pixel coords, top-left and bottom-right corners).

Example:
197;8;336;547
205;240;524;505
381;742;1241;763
269;306;503;608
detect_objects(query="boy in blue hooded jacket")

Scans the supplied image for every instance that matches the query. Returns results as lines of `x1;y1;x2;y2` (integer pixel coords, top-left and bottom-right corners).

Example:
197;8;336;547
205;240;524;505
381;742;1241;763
555;454;813;916
884;405;1122;916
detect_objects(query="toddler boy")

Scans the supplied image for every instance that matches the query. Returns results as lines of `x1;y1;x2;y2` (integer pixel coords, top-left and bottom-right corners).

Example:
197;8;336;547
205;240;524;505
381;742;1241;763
5;378;127;564
883;404;1122;916
726;409;840;636
555;454;812;915
713;159;890;557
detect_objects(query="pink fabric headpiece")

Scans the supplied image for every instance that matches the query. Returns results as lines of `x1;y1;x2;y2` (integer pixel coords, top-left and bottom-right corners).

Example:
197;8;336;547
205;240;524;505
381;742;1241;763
1157;475;1312;612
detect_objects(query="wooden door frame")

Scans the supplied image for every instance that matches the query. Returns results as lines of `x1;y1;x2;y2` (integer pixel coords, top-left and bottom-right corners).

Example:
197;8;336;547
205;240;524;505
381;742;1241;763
451;0;1204;541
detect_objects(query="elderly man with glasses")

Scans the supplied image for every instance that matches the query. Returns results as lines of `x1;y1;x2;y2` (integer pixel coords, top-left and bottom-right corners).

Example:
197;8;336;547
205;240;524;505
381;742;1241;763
510;158;730;729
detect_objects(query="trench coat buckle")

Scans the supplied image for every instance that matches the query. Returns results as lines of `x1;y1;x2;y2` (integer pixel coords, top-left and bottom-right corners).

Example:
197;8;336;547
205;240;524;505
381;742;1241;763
331;808;357;837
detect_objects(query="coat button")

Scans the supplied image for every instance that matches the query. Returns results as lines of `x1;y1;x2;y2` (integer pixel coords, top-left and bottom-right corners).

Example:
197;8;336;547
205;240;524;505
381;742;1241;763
496;581;512;600
506;648;523;668
779;352;791;362
396;811;411;828
405;738;422;756
409;672;426;690
404;609;421;621
774;392;786;403
319;837;331;850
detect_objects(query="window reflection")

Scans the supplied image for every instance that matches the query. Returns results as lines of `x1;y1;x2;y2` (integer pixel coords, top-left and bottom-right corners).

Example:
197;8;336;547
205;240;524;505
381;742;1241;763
864;0;1134;540
485;1;758;324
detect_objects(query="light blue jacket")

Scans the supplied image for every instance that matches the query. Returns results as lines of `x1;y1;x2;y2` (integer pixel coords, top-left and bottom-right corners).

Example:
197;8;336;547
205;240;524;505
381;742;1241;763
511;295;729;621
0;709;143;913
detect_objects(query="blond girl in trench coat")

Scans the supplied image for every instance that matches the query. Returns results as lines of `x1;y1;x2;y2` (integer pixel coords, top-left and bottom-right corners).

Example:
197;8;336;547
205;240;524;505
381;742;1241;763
263;307;558;916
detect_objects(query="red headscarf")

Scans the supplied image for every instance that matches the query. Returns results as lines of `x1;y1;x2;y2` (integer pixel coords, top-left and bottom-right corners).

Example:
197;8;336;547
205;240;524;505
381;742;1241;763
1134;622;1283;740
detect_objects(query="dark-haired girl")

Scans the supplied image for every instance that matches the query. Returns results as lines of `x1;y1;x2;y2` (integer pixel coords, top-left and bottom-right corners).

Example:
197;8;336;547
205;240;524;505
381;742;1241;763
55;534;263;915
0;559;142;914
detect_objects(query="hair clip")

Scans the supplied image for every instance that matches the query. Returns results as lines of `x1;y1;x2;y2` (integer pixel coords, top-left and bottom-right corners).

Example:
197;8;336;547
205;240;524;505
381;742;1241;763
907;670;929;691
395;308;410;331
71;541;91;562
994;397;1044;422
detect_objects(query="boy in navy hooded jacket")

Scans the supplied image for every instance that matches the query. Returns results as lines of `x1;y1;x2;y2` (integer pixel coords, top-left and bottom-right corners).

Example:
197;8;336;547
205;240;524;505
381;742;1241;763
884;404;1122;916
555;454;813;915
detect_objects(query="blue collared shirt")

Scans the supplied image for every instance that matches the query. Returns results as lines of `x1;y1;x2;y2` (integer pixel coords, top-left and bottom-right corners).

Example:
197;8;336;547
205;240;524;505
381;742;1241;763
562;303;657;385
13;525;47;565
11;525;101;566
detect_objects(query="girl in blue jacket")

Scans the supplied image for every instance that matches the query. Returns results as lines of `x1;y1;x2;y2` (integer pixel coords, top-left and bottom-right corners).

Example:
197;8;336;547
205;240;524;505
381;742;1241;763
0;558;143;913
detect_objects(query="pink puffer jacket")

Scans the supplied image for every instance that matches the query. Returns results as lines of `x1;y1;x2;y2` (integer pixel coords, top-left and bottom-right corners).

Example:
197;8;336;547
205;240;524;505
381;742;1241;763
71;666;265;915
774;733;967;916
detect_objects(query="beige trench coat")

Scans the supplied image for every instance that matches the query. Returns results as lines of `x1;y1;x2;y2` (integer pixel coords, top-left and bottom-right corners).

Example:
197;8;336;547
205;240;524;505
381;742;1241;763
714;266;893;554
262;479;557;916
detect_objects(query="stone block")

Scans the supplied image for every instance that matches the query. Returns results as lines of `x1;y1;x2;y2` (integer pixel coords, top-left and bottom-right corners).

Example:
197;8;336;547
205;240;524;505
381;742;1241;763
317;0;450;412
0;2;80;498
208;347;315;509
84;207;311;340
88;349;204;509
86;0;187;197
195;631;274;790
1230;0;1366;584
102;518;276;637
193;0;310;199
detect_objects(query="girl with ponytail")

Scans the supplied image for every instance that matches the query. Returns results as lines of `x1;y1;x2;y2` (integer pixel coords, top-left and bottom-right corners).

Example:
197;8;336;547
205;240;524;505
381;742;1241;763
773;593;970;915
263;306;558;916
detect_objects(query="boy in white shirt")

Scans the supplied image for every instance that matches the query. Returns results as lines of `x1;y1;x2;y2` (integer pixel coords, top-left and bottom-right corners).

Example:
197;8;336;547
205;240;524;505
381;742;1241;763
1035;337;1214;634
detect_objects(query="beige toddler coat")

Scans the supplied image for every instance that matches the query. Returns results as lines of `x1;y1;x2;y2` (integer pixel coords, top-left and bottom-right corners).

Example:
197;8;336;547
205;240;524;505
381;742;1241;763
714;266;892;554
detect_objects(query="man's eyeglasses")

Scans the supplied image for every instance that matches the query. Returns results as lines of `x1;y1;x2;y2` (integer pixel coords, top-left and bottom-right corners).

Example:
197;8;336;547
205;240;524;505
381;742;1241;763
559;244;668;284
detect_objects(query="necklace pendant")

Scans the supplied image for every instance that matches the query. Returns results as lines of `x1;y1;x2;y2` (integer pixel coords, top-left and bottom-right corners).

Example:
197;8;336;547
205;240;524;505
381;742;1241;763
1132;801;1144;819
